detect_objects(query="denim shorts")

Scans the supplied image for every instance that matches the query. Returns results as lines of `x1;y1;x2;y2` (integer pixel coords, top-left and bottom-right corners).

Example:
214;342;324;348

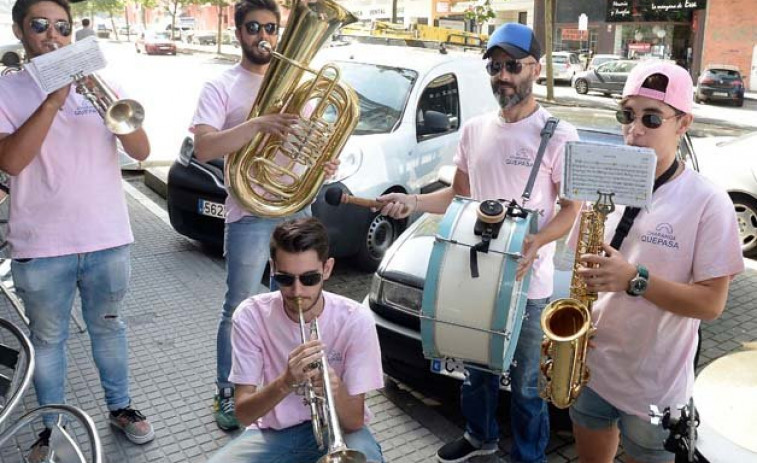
570;387;673;463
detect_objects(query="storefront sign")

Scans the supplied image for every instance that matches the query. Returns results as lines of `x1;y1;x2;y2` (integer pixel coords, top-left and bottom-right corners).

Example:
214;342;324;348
562;29;589;41
606;0;706;22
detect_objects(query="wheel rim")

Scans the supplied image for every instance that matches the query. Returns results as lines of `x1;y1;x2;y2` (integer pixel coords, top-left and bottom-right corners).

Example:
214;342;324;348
365;215;396;260
576;80;588;93
735;202;757;252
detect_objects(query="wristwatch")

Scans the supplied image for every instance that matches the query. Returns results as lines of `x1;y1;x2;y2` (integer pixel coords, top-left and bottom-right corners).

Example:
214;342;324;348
626;264;649;297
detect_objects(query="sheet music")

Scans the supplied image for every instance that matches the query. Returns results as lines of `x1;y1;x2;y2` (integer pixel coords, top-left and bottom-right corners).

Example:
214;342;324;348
24;36;106;94
561;141;656;208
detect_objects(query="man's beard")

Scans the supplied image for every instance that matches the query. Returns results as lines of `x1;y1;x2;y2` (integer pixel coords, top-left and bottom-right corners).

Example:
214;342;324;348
491;78;533;111
242;42;272;65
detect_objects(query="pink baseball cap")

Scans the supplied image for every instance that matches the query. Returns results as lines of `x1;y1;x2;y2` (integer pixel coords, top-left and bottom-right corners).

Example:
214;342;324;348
622;61;693;114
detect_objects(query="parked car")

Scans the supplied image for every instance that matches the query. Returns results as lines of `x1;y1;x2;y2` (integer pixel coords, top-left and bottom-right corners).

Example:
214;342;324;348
135;31;177;55
166;43;497;270
537;51;584;84
573;59;640;96
188;29;236;46
95;24;111;39
365;104;699;391
587;53;622;71
0;40;24;68
695;65;745;107
694;132;757;257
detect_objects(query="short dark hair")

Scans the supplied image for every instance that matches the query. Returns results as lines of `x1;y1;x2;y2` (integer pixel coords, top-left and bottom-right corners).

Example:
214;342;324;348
12;0;72;27
234;0;281;29
82;18;90;27
270;218;330;263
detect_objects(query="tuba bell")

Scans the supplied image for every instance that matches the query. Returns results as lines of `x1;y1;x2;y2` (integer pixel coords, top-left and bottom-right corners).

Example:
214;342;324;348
225;0;360;218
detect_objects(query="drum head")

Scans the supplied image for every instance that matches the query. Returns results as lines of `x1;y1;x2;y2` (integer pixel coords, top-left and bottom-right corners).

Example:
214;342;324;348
694;350;757;458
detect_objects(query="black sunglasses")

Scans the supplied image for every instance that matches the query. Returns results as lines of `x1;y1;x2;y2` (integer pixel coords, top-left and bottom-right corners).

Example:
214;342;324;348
243;21;278;36
273;272;323;287
29;17;72;37
486;59;534;76
615;109;680;129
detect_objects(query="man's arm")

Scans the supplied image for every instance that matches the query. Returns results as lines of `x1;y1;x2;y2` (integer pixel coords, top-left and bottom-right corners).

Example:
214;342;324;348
0;86;70;176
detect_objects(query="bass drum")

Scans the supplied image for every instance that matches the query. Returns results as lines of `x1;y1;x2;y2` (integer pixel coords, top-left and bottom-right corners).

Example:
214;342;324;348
694;350;757;462
421;197;537;374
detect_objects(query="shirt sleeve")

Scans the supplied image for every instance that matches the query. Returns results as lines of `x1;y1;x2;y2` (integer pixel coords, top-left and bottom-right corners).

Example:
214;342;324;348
229;303;265;386
340;309;384;397
453;122;471;174
190;81;227;132
691;189;745;282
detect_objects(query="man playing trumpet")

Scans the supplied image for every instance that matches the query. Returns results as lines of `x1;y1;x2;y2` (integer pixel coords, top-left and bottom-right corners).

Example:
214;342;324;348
0;0;153;459
208;217;384;463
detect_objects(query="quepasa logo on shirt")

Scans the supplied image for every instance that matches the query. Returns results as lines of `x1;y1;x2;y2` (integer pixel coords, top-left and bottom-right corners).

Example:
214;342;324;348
74;101;99;117
504;148;534;167
640;222;680;249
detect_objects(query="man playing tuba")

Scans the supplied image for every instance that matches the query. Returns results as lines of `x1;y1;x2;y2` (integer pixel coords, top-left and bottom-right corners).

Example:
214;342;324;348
0;0;154;460
207;217;384;463
190;0;341;431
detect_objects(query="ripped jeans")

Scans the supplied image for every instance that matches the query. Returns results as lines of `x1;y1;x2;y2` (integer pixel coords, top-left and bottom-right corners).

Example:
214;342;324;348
11;245;132;427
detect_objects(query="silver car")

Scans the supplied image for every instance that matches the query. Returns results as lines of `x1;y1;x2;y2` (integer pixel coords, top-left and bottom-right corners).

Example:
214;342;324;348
0;40;24;68
573;60;639;96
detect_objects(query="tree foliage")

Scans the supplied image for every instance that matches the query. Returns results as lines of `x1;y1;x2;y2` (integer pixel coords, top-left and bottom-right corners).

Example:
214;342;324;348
464;0;496;34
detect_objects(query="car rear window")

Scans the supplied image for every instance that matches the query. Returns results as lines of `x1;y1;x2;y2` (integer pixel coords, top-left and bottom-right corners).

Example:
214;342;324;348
706;69;741;78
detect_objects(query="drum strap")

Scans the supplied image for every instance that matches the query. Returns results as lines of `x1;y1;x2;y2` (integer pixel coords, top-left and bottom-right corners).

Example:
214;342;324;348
521;117;560;203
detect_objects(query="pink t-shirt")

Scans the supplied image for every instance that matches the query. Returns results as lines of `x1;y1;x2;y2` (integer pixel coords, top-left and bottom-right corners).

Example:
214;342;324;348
0;71;133;258
190;64;264;224
571;168;744;418
230;291;385;430
454;108;579;299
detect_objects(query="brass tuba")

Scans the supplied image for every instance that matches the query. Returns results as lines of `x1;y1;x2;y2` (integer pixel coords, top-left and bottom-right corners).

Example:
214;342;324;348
225;0;360;217
295;298;366;463
539;192;614;409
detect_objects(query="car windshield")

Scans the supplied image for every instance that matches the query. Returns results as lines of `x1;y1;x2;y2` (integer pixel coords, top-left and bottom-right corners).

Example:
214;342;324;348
592;57;616;67
148;32;171;40
336;62;417;135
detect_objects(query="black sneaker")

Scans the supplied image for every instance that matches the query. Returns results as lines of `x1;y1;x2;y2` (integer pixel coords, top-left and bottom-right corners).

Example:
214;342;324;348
27;428;51;463
109;406;155;444
437;436;497;463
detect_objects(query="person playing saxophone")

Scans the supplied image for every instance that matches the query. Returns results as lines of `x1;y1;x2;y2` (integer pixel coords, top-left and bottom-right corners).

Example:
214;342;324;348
568;62;744;463
207;217;384;463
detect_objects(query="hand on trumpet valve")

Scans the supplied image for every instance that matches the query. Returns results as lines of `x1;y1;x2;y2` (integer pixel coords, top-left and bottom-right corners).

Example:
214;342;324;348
310;366;340;398
285;339;324;391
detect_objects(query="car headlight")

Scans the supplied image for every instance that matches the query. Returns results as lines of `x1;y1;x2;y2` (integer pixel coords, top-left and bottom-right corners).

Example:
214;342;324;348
380;279;423;313
327;148;363;184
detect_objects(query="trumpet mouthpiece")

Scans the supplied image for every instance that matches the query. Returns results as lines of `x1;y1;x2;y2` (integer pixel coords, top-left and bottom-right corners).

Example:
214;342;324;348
258;41;272;52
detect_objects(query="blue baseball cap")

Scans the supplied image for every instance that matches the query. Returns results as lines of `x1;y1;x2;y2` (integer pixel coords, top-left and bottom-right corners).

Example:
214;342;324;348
483;23;542;60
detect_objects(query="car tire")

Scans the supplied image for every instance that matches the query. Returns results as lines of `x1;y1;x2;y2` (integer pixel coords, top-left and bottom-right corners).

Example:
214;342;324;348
735;98;744;107
694;95;702;104
733;194;757;258
1;51;20;67
354;213;405;272
575;78;589;94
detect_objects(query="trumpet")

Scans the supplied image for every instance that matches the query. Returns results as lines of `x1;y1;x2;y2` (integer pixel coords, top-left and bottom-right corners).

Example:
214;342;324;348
73;72;145;135
294;297;366;463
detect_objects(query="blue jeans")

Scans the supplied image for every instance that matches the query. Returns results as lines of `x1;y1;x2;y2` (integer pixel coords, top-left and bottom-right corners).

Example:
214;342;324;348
217;209;310;388
461;298;550;463
207;421;384;463
11;245;132;427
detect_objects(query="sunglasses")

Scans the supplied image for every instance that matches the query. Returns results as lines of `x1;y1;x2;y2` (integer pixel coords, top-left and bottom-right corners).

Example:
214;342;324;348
243;21;278;36
486;59;535;76
29;17;72;37
615;109;680;129
273;272;323;287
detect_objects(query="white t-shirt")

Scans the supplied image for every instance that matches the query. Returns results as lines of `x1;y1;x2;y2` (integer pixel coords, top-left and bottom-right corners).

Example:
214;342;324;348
190;64;264;224
0;71;133;258
230;291;385;430
575;167;744;418
453;107;580;299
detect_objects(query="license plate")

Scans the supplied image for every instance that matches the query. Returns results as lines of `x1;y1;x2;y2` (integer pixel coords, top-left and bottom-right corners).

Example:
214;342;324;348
198;199;225;218
430;357;511;390
713;92;728;97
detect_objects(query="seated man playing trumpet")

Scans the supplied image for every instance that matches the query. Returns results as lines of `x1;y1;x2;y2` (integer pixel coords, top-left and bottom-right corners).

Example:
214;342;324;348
208;217;385;463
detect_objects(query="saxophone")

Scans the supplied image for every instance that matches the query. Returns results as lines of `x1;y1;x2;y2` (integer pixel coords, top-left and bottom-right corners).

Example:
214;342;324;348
539;193;614;409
